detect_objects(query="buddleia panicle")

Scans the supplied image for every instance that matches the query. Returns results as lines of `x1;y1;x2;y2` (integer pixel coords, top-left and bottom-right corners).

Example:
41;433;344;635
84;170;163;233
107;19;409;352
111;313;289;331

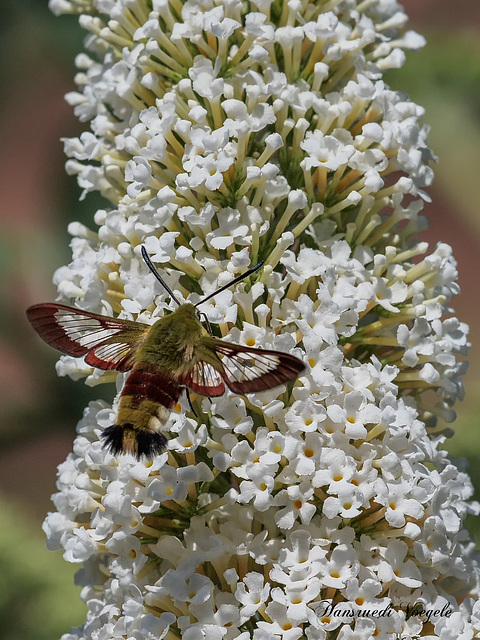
42;1;478;639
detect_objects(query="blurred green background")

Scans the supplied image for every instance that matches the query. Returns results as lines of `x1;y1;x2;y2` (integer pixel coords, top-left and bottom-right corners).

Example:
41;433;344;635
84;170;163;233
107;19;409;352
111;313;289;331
0;1;479;639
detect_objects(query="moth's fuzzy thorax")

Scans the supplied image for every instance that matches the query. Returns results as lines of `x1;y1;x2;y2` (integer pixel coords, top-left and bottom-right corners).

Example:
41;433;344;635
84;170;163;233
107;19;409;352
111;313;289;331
140;303;205;372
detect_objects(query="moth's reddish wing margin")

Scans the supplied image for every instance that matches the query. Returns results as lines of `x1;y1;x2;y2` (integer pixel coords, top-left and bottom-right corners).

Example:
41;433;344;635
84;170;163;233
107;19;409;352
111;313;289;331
25;303;142;371
180;340;306;396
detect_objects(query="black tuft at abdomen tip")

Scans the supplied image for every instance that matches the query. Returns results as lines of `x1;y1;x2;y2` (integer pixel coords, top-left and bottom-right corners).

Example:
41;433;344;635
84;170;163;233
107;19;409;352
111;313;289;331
102;424;125;456
102;424;168;460
135;430;168;459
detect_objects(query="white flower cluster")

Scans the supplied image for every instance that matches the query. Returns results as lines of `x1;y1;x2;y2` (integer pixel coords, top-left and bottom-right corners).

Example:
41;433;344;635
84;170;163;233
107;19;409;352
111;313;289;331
45;0;478;639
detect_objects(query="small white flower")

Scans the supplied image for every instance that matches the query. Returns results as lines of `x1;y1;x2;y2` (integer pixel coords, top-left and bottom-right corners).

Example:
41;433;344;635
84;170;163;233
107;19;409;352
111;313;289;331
300;129;355;171
257;601;304;640
148;466;188;503
206;207;250;249
236;572;270;620
378;539;423;588
375;478;425;527
318;546;359;589
275;483;316;529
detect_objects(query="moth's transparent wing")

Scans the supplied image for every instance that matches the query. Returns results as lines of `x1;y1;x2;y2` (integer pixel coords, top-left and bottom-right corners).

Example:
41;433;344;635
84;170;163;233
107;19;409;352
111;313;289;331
204;338;305;394
26;303;147;371
180;359;226;396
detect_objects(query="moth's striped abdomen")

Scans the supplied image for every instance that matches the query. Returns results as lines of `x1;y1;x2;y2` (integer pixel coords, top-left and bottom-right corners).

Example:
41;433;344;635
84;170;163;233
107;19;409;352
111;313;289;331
102;363;181;459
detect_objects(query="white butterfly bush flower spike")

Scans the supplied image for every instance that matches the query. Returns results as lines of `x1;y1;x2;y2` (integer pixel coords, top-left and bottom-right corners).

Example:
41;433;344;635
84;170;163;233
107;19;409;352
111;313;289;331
44;0;478;638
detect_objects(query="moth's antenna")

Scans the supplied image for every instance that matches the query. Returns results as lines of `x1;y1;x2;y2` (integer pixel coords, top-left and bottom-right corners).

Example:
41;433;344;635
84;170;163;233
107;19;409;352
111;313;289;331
141;246;181;306
196;262;264;307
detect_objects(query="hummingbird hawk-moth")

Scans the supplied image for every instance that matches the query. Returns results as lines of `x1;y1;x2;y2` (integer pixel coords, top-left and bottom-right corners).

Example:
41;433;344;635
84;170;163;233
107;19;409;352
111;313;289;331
26;247;305;459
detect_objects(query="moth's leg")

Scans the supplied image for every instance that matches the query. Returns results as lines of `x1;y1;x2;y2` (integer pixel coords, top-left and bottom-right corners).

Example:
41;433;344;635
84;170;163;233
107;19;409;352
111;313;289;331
185;388;198;417
198;311;213;336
